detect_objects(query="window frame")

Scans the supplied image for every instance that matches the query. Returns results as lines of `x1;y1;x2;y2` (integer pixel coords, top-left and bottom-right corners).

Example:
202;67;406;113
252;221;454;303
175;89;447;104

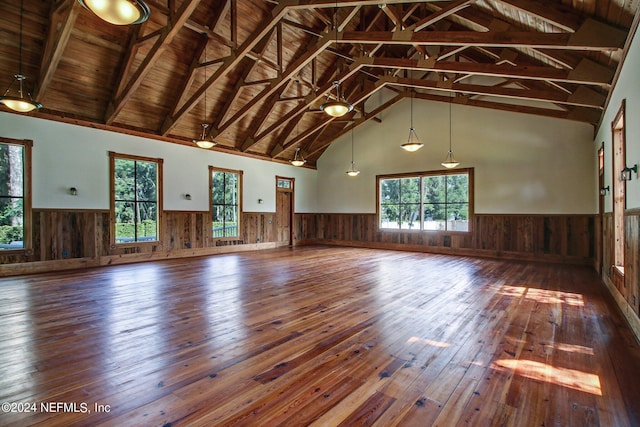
376;168;474;233
611;100;626;273
0;137;32;254
209;166;243;241
109;151;163;247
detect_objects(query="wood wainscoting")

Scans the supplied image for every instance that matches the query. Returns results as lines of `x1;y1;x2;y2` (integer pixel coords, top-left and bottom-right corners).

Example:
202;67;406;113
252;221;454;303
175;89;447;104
296;213;595;265
601;210;640;340
0;210;278;276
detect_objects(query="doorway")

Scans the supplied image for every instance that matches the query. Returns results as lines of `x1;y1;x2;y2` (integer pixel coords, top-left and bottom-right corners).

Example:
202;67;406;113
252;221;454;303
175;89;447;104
276;176;294;247
597;144;604;275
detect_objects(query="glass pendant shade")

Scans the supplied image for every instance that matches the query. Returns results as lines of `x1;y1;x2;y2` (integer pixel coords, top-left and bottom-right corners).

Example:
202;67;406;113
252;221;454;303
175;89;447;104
346;129;360;176
320;100;353;117
78;0;150;25
290;148;306;166
0;75;42;112
441;150;460;168
401;74;422;152
401;127;424;152
320;82;353;118
195;139;215;149
441;93;459;168
346;162;360;176
194;123;216;149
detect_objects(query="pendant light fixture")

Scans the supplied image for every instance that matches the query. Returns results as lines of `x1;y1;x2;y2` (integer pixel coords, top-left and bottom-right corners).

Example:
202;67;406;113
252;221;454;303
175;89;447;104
401;68;423;152
194;42;216;149
195;123;215;149
290;147;306;167
441;92;460;168
320;5;352;118
346;129;360;177
78;0;150;25
0;0;42;113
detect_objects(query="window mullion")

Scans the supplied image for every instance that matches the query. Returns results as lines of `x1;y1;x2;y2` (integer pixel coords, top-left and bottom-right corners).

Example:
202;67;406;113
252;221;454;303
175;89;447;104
419;176;424;230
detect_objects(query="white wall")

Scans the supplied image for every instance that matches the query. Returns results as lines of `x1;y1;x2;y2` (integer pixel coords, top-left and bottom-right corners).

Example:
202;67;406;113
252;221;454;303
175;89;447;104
317;97;596;214
1;73;607;218
594;24;640;212
0;114;318;213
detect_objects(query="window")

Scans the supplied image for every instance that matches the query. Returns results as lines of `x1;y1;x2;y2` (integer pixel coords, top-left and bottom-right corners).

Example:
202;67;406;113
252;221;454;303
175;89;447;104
612;101;626;272
110;152;163;244
378;168;473;232
277;178;292;189
210;167;242;239
0;137;31;251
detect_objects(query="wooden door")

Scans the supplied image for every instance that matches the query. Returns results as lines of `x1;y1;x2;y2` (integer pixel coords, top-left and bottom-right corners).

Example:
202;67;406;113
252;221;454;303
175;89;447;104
276;177;294;247
597;144;604;275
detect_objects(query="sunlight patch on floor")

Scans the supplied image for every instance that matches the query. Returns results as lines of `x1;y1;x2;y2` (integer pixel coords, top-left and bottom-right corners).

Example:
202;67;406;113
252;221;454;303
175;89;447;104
499;285;584;307
493;359;602;396
548;342;595;356
407;336;451;348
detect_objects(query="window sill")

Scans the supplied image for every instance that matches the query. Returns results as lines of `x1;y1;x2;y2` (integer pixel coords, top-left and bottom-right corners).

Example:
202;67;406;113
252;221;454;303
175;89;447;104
613;265;625;276
114;240;161;248
379;228;471;235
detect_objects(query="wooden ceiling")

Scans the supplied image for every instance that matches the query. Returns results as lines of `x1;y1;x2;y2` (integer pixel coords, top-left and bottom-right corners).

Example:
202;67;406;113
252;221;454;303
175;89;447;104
0;0;637;166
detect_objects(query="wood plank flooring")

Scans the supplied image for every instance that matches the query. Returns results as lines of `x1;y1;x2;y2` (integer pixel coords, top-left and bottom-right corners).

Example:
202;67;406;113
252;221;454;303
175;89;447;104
1;246;639;426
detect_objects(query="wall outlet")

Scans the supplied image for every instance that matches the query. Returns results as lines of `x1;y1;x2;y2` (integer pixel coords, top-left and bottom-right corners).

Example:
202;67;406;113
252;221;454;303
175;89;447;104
256;237;260;242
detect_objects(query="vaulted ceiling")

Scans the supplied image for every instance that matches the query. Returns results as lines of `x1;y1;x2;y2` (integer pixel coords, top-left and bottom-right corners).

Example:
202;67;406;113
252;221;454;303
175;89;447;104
0;0;637;166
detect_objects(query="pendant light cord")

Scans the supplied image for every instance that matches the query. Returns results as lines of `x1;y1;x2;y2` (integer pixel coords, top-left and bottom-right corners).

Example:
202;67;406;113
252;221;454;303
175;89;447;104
203;37;207;123
410;68;414;129
351;129;354;163
18;0;23;76
334;4;339;98
449;91;452;151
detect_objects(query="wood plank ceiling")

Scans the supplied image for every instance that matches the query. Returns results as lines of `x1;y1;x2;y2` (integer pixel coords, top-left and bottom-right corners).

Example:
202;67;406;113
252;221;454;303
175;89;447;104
0;0;637;166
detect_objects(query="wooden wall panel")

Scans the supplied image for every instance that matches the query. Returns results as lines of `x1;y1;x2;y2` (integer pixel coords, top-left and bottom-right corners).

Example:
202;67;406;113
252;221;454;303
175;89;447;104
243;212;276;244
31;210;102;261
164;211;209;251
0;209;279;275
625;212;639;315
601;211;640;316
296;213;596;264
598;211;640;342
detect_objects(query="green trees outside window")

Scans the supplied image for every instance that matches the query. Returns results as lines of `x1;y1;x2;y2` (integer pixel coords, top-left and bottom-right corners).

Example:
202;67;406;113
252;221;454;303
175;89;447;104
211;168;241;238
0;142;25;249
111;153;161;244
379;169;472;232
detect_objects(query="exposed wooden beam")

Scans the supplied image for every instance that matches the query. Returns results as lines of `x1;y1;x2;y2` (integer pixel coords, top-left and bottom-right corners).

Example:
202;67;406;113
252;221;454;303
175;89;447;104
244;59;365;151
36;0;81;98
213;29;276;130
379;4;405;29
385;75;605;109
280;0;447;10
166;34;209;123
212;33;335;138
306;92;404;158
160;1;293;135
355;56;614;86
239;84;289;151
275;79;387;154
105;0;202;124
339;29;624;51
412;91;601;125
408;0;475;32
495;0;584;32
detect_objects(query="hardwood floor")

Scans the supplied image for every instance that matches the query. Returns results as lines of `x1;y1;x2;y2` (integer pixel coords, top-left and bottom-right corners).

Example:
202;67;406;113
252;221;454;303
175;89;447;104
1;246;639;426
